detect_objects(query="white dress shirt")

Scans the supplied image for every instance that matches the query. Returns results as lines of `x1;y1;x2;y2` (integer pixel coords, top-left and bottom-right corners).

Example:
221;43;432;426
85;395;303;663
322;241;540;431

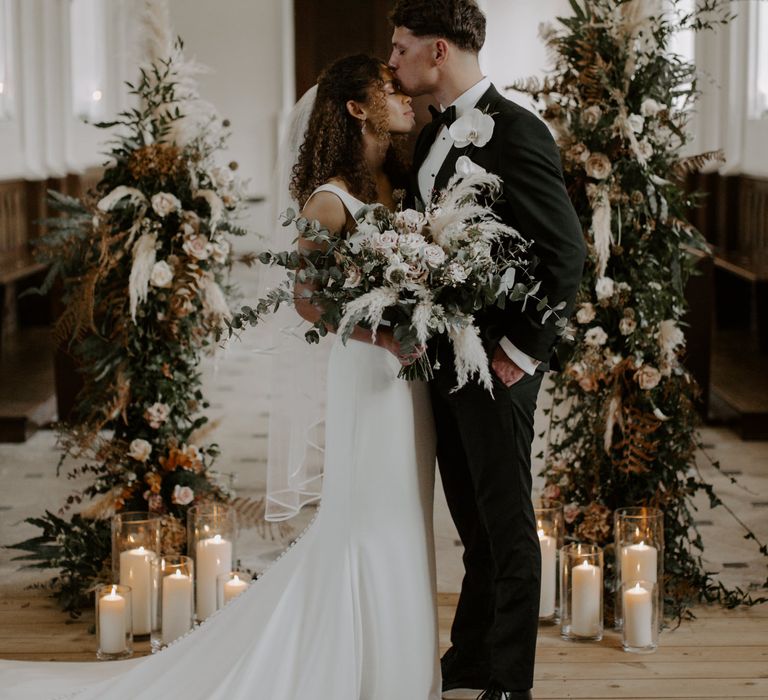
417;77;540;375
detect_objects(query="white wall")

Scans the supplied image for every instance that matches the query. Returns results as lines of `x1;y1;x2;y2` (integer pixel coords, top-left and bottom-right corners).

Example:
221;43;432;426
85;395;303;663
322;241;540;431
479;0;570;113
168;0;288;198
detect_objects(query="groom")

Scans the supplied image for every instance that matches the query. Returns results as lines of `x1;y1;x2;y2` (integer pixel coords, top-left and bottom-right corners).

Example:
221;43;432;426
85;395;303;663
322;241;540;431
389;2;585;698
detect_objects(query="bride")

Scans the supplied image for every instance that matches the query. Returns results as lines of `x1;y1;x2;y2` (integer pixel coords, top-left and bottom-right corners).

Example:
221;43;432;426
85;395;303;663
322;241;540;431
0;54;441;700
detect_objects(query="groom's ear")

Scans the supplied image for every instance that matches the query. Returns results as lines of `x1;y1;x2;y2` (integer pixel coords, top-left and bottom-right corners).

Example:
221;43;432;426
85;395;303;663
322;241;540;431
433;38;449;66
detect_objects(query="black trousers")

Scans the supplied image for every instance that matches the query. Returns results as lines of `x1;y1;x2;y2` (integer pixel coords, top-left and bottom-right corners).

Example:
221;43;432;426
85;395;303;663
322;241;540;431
431;348;543;691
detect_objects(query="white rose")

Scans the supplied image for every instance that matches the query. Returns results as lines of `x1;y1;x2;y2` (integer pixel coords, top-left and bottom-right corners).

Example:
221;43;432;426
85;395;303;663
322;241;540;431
585;326;608;346
128;438;152;462
172;485;195;506
585;153;612;180
423;244;446;269
581;105;603;128
210;166;234;189
384;260;410;285
637;139;654;160
455;155;486;177
628;113;645;134
635;364;662;390
444;262;468;285
149;260;174;288
595;276;615;301
343;265;362;289
211;238;230;264
640;98;664;117
372;230;399;254
144;402;170;429
394;209;426;235
398;232;427;258
448;108;495;148
619;317;637;335
183;234;213;261
575;303;596;324
151;192;181;218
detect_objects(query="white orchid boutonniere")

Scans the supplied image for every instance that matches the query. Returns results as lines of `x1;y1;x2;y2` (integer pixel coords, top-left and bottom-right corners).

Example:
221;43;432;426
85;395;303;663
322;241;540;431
449;108;495;149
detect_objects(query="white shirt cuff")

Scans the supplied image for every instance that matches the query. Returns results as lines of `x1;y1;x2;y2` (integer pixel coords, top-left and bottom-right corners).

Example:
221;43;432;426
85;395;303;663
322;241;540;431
498;336;540;375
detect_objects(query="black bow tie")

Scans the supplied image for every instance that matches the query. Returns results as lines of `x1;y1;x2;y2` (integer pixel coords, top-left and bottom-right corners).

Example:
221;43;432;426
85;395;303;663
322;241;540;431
428;104;457;129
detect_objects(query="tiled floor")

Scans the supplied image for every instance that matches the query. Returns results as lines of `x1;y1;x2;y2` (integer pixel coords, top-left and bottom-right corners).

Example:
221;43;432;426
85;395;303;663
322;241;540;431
0;203;766;601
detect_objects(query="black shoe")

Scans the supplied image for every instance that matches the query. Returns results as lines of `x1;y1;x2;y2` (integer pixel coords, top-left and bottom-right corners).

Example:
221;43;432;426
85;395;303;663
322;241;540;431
475;690;533;700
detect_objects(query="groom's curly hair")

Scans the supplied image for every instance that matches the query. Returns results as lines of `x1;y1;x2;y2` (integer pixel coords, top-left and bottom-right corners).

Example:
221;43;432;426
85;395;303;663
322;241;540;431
389;0;486;53
291;54;408;208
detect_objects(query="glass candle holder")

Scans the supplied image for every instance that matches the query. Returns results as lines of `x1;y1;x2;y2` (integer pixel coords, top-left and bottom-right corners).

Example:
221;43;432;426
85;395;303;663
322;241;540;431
560;543;603;641
621;580;659;653
187;503;237;621
112;512;161;637
534;500;564;623
151;555;195;651
217;571;251;609
614;507;664;628
96;584;132;660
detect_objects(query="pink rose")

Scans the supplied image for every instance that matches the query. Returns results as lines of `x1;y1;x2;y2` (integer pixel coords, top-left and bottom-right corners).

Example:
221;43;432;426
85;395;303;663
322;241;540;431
172;485;195;506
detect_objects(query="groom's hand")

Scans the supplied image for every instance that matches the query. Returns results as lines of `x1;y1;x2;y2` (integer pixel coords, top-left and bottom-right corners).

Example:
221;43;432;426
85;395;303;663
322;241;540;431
491;346;525;387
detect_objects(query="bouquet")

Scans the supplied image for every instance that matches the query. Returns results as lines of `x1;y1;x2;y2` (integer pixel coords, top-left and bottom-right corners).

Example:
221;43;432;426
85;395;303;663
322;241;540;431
231;160;568;391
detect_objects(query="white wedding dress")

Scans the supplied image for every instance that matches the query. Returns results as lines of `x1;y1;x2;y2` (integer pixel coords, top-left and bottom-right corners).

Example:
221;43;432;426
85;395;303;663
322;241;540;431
0;186;441;700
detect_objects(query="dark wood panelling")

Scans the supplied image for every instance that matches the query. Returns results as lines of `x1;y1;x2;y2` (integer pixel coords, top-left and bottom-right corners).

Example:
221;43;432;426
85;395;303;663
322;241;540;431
294;0;394;100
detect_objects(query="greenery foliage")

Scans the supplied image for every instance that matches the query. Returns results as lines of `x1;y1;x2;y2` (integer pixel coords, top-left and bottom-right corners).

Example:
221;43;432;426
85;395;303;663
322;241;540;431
10;44;245;614
511;0;767;617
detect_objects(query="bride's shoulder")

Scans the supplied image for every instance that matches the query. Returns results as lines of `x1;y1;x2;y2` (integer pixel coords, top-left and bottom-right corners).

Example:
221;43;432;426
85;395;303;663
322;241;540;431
301;184;347;234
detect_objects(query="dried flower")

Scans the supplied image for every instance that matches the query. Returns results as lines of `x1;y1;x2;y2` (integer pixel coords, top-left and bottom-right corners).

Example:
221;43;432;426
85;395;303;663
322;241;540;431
145;402;170;429
585;153;612;180
585;326;608;346
151;192;182;218
595;276;615;301
640;98;664;117
576;502;612;543
576;303;596;324
634;364;662;390
581;105;603;128
619;316;637;335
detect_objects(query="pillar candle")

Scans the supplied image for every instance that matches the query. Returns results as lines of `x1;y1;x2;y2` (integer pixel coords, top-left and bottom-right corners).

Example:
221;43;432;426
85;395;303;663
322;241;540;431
621;541;657;584
623;582;653;648
119;546;156;635
162;569;193;645
99;585;127;654
571;560;601;636
538;529;557;618
223;574;249;605
196;535;232;620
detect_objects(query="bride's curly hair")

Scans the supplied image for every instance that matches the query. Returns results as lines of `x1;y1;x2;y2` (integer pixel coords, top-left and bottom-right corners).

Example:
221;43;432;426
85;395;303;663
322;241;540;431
290;54;409;208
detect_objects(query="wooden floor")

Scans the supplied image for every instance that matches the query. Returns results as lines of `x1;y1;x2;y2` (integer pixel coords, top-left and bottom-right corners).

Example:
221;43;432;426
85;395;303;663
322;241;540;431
1;588;766;699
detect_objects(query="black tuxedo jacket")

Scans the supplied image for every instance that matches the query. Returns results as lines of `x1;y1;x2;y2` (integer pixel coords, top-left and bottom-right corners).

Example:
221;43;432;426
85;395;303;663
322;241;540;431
412;85;585;368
